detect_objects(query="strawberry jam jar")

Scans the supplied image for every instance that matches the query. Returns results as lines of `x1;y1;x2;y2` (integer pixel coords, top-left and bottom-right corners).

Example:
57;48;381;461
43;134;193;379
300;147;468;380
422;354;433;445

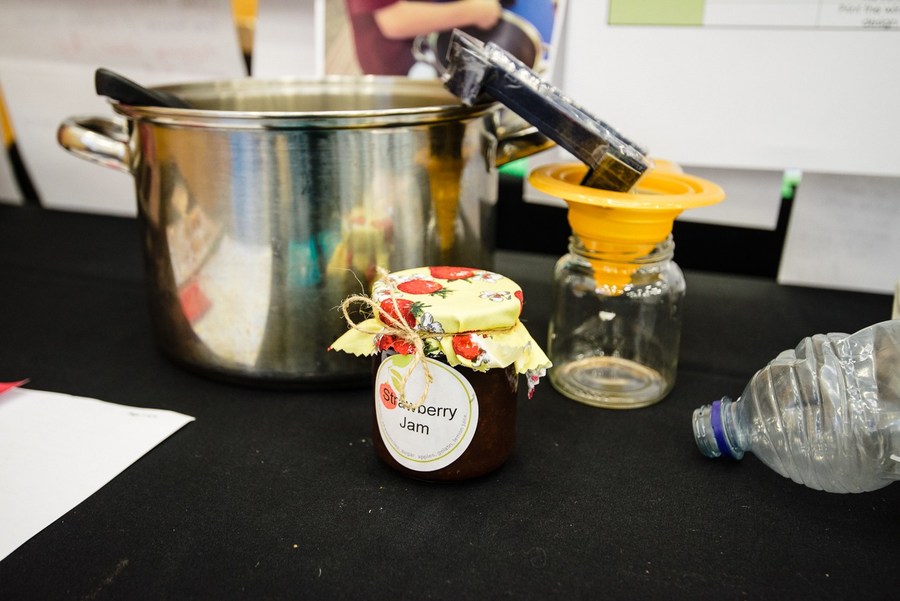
331;266;550;482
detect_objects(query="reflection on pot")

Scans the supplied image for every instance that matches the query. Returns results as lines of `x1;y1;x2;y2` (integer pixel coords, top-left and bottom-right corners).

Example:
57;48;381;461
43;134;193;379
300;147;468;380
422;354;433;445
58;77;546;387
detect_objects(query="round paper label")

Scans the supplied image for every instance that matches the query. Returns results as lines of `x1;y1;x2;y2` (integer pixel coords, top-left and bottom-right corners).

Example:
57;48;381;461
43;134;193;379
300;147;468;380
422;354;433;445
374;354;479;472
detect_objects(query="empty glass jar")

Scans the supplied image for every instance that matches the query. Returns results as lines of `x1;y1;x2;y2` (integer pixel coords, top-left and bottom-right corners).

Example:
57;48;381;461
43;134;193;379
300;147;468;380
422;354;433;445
549;235;684;408
529;162;725;410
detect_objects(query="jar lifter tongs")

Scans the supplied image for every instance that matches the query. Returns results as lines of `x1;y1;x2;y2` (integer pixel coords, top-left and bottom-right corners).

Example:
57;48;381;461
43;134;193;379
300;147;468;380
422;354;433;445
442;30;650;192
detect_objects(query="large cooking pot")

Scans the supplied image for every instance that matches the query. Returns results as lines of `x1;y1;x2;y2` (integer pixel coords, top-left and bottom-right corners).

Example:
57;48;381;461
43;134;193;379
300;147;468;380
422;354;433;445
58;77;550;387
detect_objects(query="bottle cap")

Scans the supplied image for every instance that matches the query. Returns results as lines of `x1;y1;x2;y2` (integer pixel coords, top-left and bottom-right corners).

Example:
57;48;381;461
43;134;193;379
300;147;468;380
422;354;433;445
692;398;744;460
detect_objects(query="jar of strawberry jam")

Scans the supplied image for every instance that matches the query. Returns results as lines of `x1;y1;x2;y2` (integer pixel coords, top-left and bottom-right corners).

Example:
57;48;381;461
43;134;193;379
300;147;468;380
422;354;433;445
331;266;550;482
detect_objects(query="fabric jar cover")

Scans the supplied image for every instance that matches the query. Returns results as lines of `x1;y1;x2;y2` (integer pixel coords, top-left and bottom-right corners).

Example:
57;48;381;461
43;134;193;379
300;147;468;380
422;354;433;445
331;266;551;378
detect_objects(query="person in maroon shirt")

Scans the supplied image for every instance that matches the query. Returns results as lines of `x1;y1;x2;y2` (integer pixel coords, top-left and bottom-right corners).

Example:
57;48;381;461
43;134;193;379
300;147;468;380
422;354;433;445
345;0;502;75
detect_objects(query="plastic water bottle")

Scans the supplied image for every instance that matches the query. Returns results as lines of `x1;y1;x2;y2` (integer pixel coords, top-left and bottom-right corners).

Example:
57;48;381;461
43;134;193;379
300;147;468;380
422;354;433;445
692;320;900;493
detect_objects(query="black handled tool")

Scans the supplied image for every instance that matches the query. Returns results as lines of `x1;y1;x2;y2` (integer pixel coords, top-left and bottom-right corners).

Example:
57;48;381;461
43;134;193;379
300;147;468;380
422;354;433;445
443;30;650;192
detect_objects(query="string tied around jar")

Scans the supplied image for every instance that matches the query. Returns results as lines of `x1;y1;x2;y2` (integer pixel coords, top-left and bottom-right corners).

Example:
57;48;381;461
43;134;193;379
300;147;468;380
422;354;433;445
339;270;435;410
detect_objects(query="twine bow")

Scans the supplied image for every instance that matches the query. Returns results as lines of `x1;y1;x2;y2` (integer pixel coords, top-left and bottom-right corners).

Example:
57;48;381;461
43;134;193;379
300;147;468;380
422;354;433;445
339;270;434;409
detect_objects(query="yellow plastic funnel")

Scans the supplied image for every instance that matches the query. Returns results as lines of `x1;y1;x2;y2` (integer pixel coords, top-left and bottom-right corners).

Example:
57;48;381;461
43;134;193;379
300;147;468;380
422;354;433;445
529;162;725;288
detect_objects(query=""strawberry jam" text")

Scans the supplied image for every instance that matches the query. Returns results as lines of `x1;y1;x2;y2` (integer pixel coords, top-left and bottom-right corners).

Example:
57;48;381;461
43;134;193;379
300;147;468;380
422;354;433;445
398;403;458;435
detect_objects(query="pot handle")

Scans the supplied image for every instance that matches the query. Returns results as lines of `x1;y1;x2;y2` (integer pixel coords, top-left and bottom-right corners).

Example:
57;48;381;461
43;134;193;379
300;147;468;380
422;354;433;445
412;34;437;69
57;116;132;174
495;114;555;167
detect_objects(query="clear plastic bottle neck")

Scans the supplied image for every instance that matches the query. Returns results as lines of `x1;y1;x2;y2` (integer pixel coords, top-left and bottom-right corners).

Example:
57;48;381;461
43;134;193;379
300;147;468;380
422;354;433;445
692;397;748;459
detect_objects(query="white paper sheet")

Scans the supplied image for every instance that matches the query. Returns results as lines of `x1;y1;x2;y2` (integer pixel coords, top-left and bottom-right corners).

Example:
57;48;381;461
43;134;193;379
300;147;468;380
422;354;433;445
562;1;900;177
0;0;246;214
0;387;194;562
778;172;900;294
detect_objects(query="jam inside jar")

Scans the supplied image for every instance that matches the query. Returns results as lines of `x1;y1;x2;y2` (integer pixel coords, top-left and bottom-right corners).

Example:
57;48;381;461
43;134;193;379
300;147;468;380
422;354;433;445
372;350;518;482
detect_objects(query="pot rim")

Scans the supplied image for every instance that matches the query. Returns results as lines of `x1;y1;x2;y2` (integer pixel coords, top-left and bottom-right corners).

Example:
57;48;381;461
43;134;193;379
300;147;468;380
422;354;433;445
111;75;498;129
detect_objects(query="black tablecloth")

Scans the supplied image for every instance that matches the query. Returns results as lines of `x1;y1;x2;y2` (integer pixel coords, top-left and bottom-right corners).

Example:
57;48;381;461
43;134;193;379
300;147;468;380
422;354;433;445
1;205;897;600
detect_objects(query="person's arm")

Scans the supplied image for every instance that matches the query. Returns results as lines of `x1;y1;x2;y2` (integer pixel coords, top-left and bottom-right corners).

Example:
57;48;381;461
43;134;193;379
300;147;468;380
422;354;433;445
374;0;502;39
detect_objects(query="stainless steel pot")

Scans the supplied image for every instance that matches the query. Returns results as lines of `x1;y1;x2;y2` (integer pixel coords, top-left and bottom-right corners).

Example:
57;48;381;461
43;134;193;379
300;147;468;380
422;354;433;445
58;77;549;387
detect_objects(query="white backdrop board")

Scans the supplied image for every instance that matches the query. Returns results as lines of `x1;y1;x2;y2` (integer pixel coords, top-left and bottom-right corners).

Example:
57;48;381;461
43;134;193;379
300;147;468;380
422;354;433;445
561;1;900;177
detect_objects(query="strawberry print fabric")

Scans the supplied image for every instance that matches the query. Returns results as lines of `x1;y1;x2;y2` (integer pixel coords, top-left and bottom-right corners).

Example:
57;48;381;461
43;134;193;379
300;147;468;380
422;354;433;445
331;266;551;375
